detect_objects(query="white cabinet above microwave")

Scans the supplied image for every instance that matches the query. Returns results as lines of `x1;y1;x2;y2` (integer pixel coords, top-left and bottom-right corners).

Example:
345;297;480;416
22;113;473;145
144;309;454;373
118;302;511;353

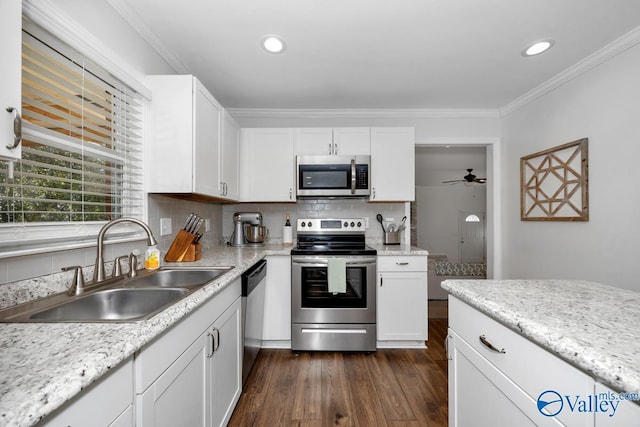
295;128;370;156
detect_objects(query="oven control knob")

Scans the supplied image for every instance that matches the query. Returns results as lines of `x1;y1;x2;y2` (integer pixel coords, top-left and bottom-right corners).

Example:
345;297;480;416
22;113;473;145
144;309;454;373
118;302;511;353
301;221;306;228
357;221;362;228
307;221;312;228
350;221;355;227
343;221;348;228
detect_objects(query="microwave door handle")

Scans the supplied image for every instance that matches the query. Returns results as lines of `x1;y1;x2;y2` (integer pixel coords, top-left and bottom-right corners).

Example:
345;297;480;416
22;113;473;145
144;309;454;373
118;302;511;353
351;159;356;194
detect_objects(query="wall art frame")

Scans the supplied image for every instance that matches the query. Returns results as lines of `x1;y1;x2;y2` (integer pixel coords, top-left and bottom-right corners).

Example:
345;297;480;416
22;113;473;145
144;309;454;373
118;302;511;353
520;138;589;221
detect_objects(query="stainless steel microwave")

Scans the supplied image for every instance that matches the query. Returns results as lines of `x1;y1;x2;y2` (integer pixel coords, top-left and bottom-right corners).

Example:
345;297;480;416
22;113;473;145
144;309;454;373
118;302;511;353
296;155;370;198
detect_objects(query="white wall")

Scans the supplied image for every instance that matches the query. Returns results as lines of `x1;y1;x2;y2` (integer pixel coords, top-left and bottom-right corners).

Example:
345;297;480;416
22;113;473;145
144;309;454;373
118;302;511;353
416;185;486;263
501;42;640;291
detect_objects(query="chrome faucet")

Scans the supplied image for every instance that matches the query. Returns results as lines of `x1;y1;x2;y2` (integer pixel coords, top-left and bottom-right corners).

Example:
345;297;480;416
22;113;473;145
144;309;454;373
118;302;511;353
93;218;158;283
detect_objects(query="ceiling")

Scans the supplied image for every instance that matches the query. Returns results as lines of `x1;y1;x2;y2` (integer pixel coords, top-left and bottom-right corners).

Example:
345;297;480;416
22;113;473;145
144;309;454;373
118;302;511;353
109;0;640;110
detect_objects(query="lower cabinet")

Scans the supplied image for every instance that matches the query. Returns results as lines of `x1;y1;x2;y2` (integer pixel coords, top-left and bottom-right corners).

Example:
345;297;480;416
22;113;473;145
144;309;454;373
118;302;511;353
135;279;242;427
448;296;594;427
41;358;134;427
376;256;427;347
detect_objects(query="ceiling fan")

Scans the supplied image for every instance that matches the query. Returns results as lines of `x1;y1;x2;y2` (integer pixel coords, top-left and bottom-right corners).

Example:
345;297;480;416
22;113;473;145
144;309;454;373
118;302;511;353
442;169;487;184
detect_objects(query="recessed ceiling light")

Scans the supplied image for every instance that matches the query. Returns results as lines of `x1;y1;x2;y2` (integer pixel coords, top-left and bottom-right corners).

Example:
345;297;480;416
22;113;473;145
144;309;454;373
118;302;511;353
261;35;286;54
522;39;555;57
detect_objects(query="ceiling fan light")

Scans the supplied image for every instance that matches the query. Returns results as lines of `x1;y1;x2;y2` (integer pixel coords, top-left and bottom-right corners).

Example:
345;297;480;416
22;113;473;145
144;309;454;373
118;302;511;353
522;39;554;57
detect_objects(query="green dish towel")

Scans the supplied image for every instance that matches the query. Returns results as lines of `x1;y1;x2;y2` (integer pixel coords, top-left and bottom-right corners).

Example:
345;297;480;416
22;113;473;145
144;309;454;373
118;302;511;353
327;258;346;294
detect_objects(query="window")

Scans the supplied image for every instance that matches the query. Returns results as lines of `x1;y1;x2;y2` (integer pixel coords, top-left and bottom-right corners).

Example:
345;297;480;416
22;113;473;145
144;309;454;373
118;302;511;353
0;20;144;251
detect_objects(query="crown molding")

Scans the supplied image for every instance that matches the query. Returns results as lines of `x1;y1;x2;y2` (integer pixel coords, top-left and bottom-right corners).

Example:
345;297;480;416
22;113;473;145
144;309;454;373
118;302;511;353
501;25;640;116
105;0;190;75
226;108;500;119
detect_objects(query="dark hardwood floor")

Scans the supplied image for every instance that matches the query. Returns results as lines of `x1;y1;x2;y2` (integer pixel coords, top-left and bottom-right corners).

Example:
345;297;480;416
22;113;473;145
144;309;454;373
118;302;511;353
229;318;448;426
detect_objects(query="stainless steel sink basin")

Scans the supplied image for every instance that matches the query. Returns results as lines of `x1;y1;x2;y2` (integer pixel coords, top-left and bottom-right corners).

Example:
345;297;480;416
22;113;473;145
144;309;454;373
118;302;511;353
0;266;235;323
128;267;233;288
30;288;189;321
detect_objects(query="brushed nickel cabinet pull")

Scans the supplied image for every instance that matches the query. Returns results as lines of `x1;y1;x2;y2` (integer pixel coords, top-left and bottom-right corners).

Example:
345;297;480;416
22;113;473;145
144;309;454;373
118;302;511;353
207;331;215;357
396;262;409;266
479;334;506;354
5;107;22;150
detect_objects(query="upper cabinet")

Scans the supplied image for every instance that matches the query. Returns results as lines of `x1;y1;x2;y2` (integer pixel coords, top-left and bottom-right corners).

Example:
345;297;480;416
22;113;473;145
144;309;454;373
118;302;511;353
239;128;296;202
295;127;370;156
220;110;240;200
370;127;415;201
0;0;22;161
147;75;225;199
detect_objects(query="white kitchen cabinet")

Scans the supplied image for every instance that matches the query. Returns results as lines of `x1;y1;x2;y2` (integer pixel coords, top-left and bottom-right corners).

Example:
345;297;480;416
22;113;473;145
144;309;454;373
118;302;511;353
147;75;222;198
448;296;594;427
294;127;370;156
0;0;22;161
220;110;240;200
370;127;415;201
239;128;295;202
594;382;640;427
135;279;242;427
261;255;291;347
376;256;427;347
41;358;134;427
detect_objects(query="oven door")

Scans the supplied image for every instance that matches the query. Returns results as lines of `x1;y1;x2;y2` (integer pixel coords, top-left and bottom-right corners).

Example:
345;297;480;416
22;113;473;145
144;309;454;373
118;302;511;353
291;255;376;324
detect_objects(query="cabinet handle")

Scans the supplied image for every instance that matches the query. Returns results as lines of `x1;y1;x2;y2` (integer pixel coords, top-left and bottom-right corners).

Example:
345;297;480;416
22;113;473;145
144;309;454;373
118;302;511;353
372;188;376;199
289;188;293;200
5;107;22;150
334;142;338;155
207;331;215;357
328;143;332;155
395;262;409;266
479;335;506;354
380;276;383;287
213;327;220;352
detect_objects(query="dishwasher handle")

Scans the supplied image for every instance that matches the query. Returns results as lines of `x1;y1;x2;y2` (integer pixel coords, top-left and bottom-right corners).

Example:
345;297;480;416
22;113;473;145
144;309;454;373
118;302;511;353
242;259;267;296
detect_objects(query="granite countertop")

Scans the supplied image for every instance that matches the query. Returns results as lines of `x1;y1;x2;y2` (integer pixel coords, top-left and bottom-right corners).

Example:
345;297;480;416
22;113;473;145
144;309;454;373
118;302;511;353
441;279;640;395
367;242;428;256
0;243;290;427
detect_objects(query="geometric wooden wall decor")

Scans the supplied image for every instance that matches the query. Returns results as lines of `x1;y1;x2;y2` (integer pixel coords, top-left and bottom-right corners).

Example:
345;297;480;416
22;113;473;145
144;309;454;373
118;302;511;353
520;138;589;221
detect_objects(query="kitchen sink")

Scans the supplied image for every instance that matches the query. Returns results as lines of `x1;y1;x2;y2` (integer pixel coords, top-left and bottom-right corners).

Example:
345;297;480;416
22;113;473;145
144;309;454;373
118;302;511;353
30;288;189;322
0;266;234;323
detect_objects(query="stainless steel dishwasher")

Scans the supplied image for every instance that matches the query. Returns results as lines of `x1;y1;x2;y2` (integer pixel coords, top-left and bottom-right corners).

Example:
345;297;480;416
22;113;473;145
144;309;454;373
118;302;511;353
241;259;267;387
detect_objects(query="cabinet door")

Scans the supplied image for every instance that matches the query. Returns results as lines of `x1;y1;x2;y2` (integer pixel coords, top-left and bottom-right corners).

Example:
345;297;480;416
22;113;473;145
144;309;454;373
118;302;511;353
594;382;640;426
332;128;370;155
448;331;565;427
240;128;295;201
370;127;415;201
210;297;242;427
0;0;22;161
193;78;221;197
294;128;333;155
220;110;239;200
137;333;209;427
262;255;291;343
377;271;427;341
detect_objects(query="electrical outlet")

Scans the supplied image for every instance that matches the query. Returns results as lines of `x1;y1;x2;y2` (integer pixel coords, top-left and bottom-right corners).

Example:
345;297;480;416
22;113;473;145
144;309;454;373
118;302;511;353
205;219;211;232
160;218;172;236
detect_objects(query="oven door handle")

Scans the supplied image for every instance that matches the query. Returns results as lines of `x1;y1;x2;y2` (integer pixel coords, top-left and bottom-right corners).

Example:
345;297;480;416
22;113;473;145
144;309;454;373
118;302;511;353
291;256;377;267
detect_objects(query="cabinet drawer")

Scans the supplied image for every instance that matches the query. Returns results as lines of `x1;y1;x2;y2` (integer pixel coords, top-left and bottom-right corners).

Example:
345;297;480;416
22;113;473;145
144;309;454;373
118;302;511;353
450;296;593;426
377;256;427;272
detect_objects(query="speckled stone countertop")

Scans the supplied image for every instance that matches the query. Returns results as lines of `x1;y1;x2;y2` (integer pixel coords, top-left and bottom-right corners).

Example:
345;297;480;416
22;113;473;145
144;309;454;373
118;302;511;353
367;242;428;256
0;243;290;427
441;279;640;396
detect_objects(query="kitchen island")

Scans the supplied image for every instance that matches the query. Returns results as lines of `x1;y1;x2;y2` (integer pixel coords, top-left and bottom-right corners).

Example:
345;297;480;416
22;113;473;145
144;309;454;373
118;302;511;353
443;279;640;425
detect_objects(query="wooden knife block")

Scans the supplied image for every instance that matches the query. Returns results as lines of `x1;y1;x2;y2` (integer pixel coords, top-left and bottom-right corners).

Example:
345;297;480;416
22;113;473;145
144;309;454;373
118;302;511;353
181;243;201;262
165;230;199;262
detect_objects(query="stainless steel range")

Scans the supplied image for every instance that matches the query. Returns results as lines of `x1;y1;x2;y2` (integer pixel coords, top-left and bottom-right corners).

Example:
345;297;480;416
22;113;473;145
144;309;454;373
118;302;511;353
291;218;377;352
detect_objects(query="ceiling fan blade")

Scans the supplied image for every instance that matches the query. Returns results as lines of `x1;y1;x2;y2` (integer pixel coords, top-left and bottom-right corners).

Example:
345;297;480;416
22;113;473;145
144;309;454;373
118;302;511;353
442;179;465;183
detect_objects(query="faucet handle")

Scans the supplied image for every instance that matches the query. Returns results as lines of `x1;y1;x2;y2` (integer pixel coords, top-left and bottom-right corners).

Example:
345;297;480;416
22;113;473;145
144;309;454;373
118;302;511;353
128;250;141;278
62;265;85;296
112;255;128;278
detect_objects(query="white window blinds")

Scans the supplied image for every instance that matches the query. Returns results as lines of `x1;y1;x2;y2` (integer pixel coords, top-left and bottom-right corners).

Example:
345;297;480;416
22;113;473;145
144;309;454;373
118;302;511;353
0;22;144;247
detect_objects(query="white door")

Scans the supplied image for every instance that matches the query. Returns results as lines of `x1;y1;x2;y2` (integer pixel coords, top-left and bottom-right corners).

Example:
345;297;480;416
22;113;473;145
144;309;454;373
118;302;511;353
459;211;485;263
